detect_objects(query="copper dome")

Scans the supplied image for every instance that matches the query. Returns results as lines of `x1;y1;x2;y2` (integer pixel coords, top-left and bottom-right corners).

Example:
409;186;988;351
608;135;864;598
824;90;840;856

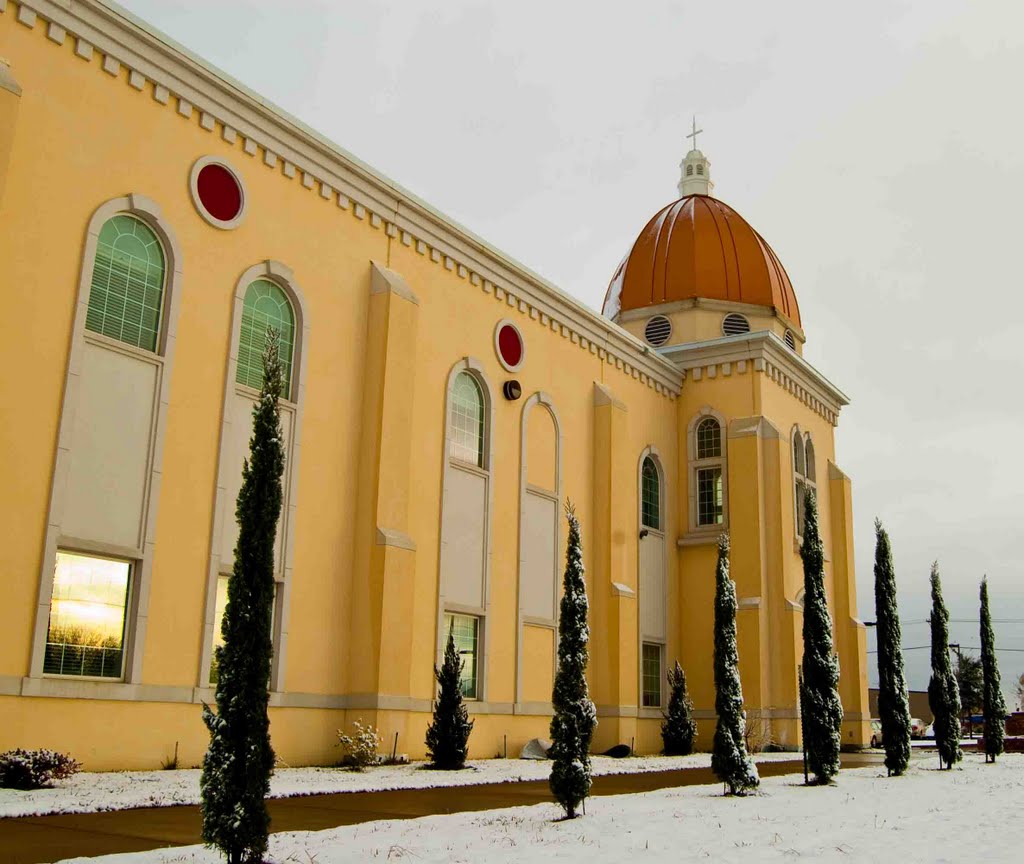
603;195;800;327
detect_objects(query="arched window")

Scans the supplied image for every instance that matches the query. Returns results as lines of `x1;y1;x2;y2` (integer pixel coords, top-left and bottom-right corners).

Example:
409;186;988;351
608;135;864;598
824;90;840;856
86;214;166;352
641;456;661;530
793;429;816;537
686;164;694;176
449;371;485;467
236;279;296;399
692;416;725;527
696;164;704;175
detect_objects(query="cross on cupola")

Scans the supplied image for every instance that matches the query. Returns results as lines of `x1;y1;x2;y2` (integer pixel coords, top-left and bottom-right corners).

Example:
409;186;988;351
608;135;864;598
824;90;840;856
678;115;714;198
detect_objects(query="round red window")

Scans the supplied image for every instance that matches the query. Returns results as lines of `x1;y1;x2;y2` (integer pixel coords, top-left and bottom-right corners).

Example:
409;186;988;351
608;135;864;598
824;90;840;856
190;157;246;228
495;321;524;371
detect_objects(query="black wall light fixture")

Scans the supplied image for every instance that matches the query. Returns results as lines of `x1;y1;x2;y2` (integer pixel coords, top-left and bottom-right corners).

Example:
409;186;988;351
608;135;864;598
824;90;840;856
503;380;522;400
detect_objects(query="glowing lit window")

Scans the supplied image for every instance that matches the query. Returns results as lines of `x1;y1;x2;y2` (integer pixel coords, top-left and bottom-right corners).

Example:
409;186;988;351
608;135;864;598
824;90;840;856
236;279;296;399
642;643;662;707
44;552;130;679
444;612;479;698
209;574;276;685
449;372;485;467
86;215;165;352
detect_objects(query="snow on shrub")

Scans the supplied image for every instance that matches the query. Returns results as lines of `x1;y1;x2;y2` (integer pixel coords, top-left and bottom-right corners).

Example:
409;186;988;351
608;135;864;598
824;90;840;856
0;749;81;790
337;720;382;770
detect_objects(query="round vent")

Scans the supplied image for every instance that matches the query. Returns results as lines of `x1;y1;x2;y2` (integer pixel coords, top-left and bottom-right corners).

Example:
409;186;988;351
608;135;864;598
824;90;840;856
722;313;750;336
644;315;672;346
784;329;797;350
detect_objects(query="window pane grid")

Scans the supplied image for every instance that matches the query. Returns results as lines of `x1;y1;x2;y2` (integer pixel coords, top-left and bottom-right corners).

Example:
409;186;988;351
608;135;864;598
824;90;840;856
696;418;721;459
642;643;661;708
236;279;296;400
641;457;660;530
697;466;724;526
86;215;165;352
449;372;484;466
444;613;479;699
43;552;130;679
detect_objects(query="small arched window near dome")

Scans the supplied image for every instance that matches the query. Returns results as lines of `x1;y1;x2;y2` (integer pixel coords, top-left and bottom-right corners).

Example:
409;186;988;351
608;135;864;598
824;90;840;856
722;313;751;337
792;428;816;539
686;165;694;176
696;165;704;175
644;315;672;346
784;329;797;350
691;414;725;527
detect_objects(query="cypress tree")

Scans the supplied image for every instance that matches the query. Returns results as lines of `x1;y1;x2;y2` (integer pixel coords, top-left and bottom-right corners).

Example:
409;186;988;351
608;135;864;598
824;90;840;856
800;490;843;785
710;534;759;795
549;501;597;819
979;578;1006;763
927;563;962;770
872;519;911;776
201;330;284;864
661;661;697;756
425;629;474;769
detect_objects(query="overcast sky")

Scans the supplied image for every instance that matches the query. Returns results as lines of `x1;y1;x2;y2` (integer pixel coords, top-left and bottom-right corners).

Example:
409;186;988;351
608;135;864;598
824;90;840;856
119;0;1024;696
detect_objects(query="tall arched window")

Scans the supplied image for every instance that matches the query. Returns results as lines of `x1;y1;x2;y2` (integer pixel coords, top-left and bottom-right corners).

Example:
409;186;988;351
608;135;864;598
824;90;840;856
638;449;667;709
438;360;494;701
449;371;485;467
694;417;724;527
641;456;661;530
86;214;166;352
793;429;816;537
236;278;296;399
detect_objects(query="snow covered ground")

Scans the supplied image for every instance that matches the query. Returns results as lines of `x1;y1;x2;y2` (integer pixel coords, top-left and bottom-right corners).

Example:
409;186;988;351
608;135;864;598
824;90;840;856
54;753;1024;864
0;751;801;818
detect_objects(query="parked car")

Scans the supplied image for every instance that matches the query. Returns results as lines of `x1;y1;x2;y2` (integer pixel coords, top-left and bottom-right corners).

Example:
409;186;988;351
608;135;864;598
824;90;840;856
870;719;884;749
911;718;926;739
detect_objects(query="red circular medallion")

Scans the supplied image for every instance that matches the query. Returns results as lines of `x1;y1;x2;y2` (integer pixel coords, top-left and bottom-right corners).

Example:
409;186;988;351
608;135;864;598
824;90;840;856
497;323;523;369
196;163;243;222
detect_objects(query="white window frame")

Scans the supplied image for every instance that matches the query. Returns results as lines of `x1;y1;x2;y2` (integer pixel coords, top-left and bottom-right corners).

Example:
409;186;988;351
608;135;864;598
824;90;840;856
792;426;816;542
687;407;729;533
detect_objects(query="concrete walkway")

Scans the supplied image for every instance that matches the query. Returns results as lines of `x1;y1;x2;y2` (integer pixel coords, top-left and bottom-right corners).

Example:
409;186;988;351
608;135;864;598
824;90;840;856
1;757;867;863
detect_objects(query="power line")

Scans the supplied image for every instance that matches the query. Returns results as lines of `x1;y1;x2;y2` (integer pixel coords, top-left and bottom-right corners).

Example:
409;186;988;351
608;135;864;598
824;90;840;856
867;645;1024;655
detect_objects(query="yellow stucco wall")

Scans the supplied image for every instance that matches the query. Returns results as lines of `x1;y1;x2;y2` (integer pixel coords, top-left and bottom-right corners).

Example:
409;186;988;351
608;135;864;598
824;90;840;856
0;5;868;770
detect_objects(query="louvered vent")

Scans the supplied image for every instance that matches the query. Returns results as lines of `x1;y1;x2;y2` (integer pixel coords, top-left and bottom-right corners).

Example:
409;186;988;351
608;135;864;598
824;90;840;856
722;313;750;336
784;329;797;350
644;315;672;346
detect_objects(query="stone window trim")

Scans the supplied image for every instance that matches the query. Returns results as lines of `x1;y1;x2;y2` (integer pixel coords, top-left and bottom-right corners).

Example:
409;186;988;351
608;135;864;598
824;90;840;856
686;406;729;534
188;155;248;230
29;194;184;685
514;392;562;712
437;357;496;703
791;425;816;543
198;260;309;693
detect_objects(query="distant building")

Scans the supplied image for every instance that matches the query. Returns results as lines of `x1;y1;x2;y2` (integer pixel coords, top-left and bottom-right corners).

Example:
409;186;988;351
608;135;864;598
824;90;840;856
869;689;933;724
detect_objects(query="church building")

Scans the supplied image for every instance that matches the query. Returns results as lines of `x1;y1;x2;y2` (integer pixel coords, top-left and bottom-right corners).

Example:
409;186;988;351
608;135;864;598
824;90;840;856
0;0;870;769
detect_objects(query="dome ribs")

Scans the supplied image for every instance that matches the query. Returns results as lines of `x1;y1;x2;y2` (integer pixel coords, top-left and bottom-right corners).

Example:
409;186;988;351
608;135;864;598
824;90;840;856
606;193;800;328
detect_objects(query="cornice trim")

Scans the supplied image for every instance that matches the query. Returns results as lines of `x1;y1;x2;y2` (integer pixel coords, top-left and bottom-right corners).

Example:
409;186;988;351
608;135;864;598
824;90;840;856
13;0;683;397
660;330;848;424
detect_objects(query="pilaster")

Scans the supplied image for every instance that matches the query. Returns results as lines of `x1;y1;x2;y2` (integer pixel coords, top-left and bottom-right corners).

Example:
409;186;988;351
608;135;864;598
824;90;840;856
0;59;22;212
347;262;420;746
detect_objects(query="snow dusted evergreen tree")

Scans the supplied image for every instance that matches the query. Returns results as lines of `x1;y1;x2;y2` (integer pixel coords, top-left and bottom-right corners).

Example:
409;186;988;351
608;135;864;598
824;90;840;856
425;629;474;769
927;563;962;770
710;534;759;795
800;490;843;785
201;330;283;864
549;501;597;819
872;519;911;777
661;661;697;756
979;578;1006;763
